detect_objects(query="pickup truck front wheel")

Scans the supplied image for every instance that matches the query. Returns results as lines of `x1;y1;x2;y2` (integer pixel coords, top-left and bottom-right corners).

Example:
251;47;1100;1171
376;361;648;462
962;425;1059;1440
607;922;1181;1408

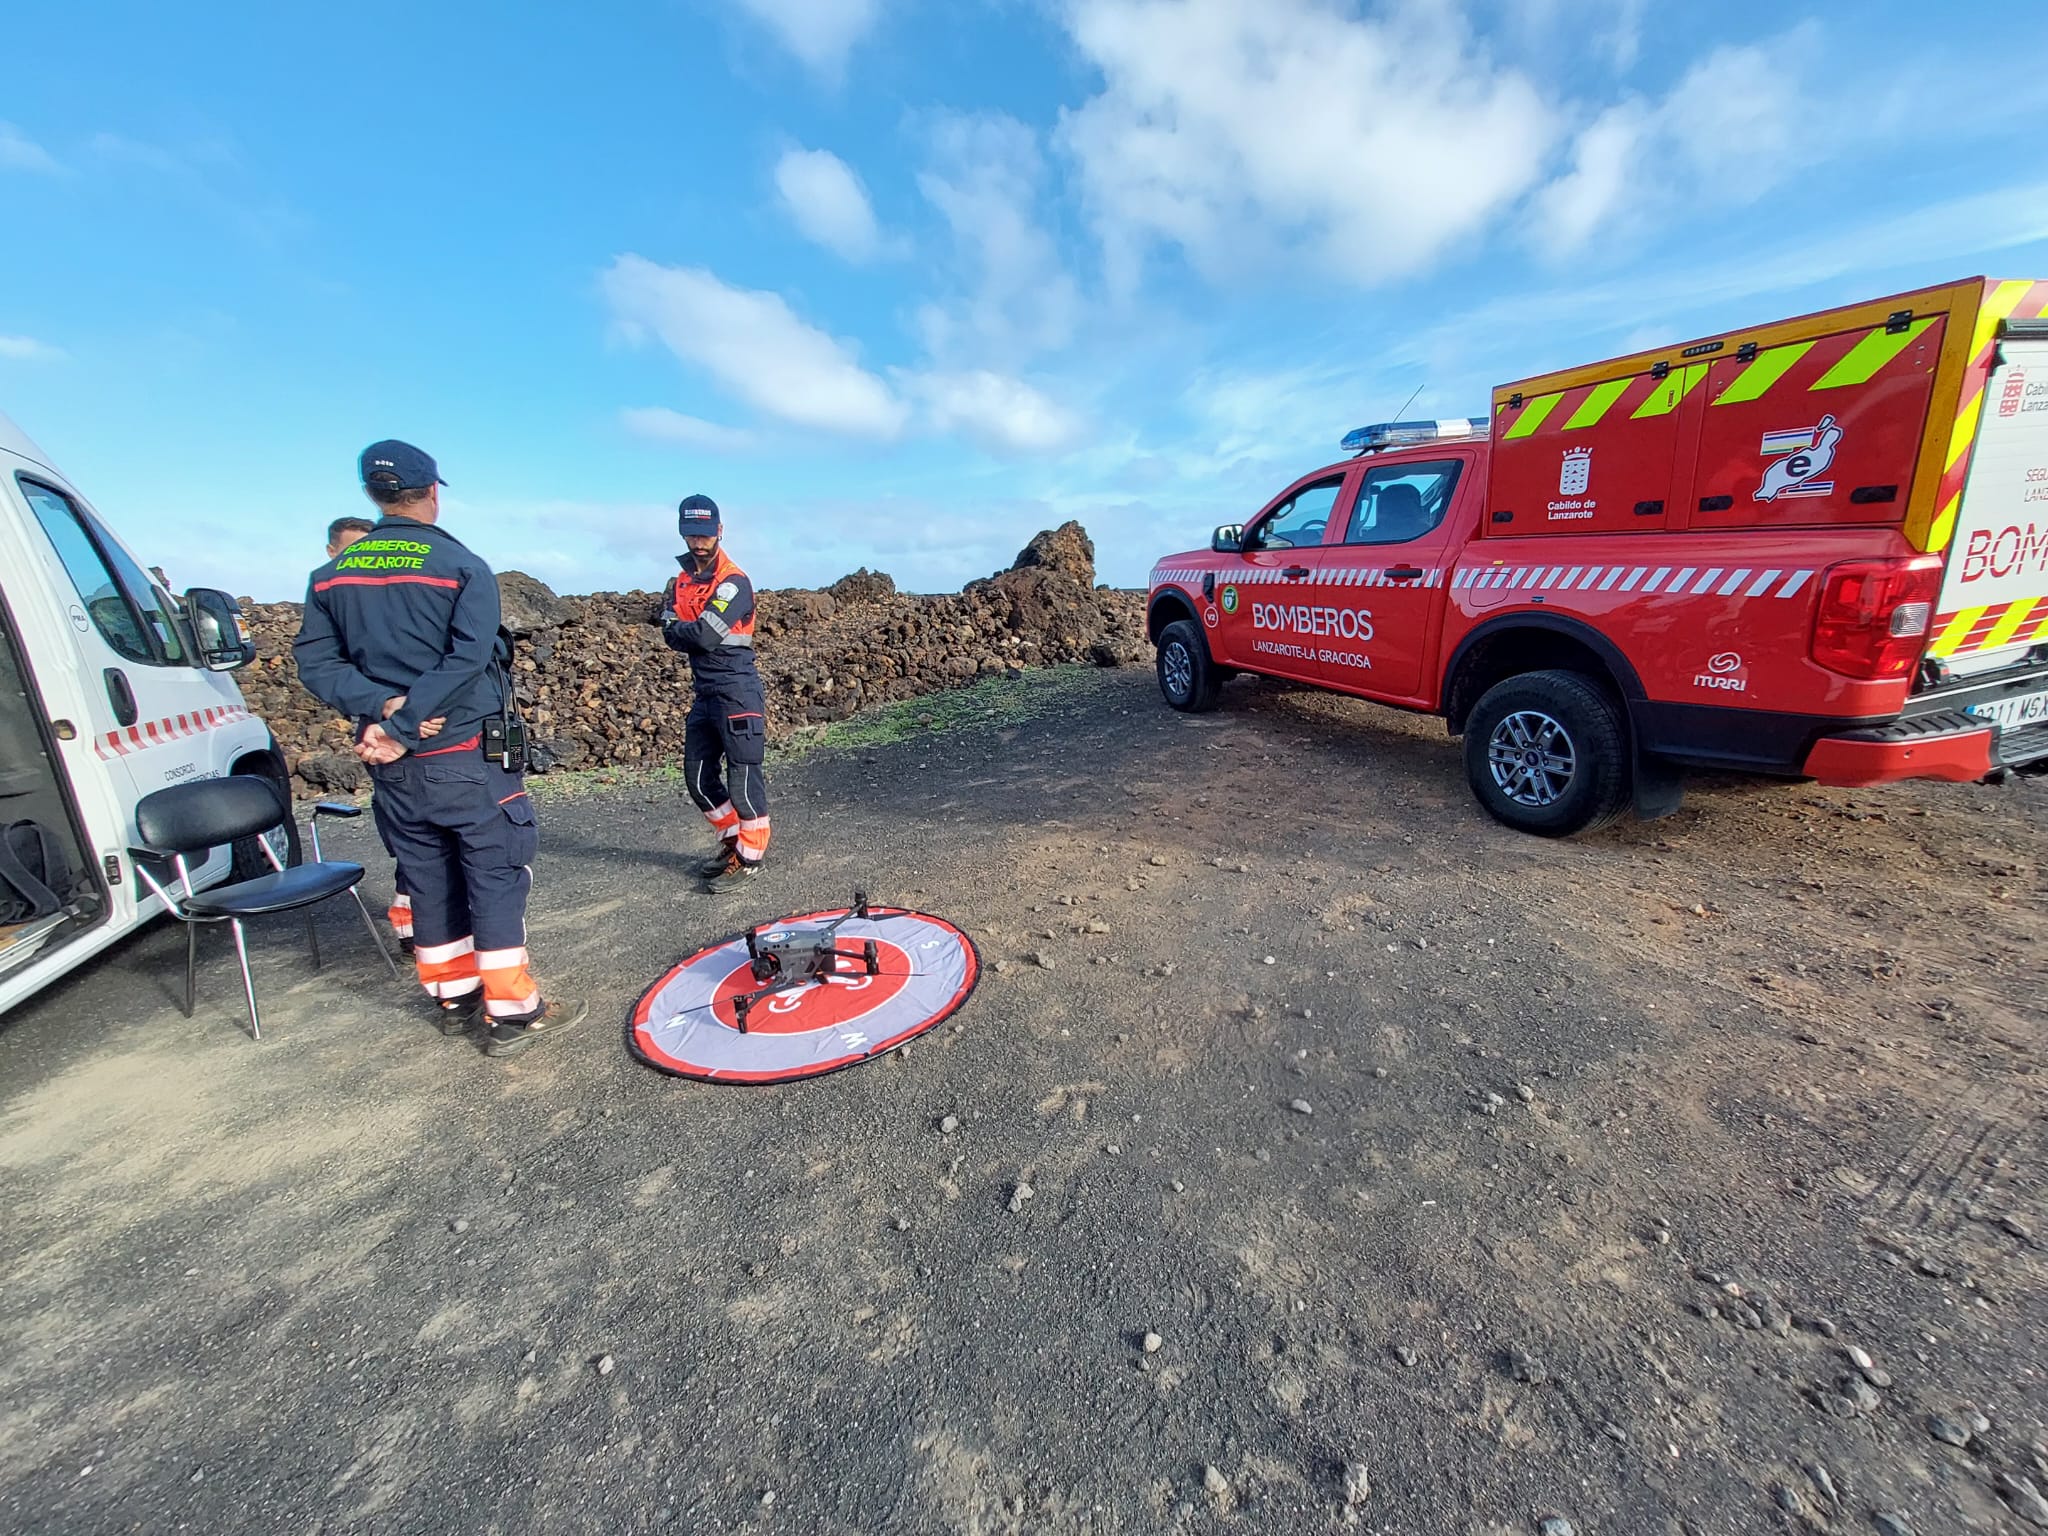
1464;670;1630;837
1156;620;1222;713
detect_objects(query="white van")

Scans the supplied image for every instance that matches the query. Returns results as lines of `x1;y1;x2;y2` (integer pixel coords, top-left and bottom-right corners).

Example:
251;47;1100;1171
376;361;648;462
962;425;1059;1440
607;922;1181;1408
0;409;290;1015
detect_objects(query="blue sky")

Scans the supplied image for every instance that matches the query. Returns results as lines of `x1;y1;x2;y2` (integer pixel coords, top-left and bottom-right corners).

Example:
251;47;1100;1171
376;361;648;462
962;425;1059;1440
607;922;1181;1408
3;0;2046;601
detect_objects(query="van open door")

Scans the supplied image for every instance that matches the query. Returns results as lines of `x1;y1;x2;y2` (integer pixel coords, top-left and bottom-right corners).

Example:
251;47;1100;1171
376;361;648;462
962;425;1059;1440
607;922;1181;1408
0;582;106;980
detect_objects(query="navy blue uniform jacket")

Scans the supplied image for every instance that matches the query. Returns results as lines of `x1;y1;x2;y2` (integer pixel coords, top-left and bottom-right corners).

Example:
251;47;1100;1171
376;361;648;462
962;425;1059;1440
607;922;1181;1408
294;516;506;751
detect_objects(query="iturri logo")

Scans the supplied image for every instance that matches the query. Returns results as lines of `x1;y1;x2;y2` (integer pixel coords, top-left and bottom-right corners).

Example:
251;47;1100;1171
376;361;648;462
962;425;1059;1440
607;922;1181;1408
1695;651;1747;692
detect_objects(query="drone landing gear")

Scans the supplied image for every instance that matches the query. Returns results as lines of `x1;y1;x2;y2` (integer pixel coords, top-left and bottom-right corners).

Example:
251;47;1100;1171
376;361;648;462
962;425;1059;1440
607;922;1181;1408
730;893;883;1034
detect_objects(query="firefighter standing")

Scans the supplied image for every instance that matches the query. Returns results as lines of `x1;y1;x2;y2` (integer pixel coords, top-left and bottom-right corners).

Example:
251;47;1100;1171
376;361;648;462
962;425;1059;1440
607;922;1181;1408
294;440;583;1056
318;513;429;955
662;494;771;890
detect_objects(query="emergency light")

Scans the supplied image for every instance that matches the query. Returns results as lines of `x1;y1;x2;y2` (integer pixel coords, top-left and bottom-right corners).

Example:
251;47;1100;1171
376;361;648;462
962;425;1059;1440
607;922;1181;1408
1342;418;1489;454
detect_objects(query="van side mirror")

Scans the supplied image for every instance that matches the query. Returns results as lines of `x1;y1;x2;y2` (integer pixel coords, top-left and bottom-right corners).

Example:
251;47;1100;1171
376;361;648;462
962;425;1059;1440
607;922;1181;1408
1211;524;1245;554
184;588;257;671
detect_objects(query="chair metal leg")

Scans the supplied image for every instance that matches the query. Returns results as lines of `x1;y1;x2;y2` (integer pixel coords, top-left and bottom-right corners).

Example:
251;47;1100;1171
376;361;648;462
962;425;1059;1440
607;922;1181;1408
230;919;262;1041
349;888;405;983
183;922;198;1018
304;910;323;972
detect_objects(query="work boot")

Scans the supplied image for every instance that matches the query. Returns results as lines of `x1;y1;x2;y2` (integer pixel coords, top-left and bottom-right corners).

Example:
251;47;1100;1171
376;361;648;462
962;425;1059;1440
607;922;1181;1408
696;837;739;877
433;990;484;1037
703;850;762;893
485;996;589;1059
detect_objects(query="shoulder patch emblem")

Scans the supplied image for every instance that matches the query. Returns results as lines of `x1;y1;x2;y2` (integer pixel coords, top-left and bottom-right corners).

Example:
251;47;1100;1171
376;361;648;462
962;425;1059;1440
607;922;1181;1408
715;581;739;601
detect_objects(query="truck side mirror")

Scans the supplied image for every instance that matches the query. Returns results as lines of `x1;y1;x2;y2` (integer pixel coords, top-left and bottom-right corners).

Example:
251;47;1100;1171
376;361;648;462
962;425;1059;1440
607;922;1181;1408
1211;524;1245;554
184;587;257;671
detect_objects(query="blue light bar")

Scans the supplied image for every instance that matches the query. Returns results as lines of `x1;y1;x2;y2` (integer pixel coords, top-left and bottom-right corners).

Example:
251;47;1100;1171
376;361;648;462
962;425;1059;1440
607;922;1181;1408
1342;417;1489;453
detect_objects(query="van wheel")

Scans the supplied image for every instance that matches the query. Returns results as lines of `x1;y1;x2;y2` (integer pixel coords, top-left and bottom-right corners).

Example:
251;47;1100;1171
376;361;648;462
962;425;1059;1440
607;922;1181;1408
229;764;303;881
1463;670;1630;837
1156;620;1222;713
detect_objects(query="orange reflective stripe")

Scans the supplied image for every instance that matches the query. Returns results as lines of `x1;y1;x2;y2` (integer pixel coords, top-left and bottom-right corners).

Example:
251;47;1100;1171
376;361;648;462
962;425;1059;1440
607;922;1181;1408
736;817;771;862
704;801;740;832
416;934;480;993
478;949;541;1018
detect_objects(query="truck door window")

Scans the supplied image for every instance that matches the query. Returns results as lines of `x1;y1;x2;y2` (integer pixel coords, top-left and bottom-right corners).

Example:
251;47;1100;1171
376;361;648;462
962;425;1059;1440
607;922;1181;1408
1345;460;1464;545
1248;478;1344;550
19;479;187;665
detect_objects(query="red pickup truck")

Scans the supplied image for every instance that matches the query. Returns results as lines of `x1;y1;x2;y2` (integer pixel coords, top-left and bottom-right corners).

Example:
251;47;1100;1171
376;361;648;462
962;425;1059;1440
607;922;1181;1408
1146;277;2048;834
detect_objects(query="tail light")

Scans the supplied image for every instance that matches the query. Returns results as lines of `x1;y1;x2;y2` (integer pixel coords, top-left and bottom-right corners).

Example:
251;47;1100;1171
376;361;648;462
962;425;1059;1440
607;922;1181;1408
1809;556;1943;680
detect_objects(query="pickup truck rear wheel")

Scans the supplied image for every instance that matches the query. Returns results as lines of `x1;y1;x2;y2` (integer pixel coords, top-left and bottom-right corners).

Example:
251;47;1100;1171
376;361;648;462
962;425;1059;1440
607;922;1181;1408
1156;620;1222;713
1464;670;1630;837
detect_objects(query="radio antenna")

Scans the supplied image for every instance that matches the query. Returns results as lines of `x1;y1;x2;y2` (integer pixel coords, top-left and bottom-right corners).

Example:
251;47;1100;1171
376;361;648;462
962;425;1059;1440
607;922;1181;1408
1391;382;1425;421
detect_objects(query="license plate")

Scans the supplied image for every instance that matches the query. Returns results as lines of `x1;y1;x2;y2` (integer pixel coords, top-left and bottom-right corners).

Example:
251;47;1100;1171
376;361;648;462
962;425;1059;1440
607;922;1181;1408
1969;688;2048;729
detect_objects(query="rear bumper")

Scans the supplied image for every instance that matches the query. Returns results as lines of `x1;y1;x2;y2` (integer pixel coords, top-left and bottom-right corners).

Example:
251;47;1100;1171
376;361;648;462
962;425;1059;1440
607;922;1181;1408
1798;660;2048;786
1802;712;1996;786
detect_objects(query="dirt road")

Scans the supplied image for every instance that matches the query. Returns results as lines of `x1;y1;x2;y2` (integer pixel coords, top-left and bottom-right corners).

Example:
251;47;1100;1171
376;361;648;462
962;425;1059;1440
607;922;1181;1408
2;668;2043;1535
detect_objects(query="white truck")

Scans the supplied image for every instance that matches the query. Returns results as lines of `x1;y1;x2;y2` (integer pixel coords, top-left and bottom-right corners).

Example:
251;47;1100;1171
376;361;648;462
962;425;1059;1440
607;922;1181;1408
0;409;292;1015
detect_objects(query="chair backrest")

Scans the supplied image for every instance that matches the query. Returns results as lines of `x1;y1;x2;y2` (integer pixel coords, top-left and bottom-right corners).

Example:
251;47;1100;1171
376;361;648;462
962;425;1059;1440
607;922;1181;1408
134;776;285;855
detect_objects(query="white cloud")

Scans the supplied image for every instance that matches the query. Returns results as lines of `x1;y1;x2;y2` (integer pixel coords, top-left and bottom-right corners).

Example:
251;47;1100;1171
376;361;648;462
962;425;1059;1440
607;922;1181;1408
915;114;1080;361
600;254;908;439
0;334;64;361
1056;0;1556;289
910;370;1088;456
1492;0;1647;73
735;0;881;77
1532;101;1648;257
775;147;889;262
620;407;757;453
1531;28;1820;259
0;122;59;175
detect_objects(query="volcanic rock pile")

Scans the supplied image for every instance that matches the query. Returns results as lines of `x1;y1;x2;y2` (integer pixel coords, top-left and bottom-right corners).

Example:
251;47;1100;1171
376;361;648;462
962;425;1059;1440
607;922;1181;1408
238;522;1149;795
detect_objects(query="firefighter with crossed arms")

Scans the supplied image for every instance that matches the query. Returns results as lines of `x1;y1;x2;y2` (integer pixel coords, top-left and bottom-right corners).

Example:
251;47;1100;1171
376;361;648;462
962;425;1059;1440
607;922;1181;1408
662;494;771;890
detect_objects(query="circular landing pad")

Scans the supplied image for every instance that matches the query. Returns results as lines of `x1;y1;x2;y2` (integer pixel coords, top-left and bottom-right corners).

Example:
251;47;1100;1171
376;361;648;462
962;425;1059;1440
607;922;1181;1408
629;907;979;1084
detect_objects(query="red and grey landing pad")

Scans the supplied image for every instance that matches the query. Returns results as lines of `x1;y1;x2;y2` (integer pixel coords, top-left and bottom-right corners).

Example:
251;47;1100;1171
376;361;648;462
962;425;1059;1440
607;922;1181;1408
630;906;979;1084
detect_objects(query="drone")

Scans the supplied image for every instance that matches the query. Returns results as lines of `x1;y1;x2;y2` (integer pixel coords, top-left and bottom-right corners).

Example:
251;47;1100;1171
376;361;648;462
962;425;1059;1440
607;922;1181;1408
730;891;883;1033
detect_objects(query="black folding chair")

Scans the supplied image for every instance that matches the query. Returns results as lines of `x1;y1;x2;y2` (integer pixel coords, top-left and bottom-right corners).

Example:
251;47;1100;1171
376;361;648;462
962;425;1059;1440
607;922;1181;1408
130;777;400;1040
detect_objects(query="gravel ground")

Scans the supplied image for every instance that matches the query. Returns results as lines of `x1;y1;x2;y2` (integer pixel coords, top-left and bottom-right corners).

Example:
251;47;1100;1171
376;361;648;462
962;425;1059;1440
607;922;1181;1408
1;667;2043;1536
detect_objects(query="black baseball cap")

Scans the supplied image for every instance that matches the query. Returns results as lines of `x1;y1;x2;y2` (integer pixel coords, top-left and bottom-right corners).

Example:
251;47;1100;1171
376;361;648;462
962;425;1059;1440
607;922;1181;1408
359;439;448;491
678;493;722;538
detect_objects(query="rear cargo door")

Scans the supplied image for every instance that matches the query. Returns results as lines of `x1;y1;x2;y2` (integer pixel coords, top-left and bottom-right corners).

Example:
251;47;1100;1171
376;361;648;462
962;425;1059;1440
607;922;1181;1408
1930;329;2048;663
1690;315;1946;530
1489;364;1699;536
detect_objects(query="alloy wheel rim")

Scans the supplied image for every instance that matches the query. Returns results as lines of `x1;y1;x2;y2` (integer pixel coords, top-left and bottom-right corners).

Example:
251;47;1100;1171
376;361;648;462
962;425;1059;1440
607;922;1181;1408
1486;710;1576;807
1162;642;1193;699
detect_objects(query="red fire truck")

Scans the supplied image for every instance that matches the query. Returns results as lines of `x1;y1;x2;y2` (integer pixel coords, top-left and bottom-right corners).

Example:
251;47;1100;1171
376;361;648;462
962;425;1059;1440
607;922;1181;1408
1146;277;2048;835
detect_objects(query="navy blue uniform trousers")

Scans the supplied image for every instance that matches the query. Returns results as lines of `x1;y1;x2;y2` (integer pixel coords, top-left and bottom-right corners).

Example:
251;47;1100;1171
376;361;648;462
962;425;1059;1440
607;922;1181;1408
370;743;541;1021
